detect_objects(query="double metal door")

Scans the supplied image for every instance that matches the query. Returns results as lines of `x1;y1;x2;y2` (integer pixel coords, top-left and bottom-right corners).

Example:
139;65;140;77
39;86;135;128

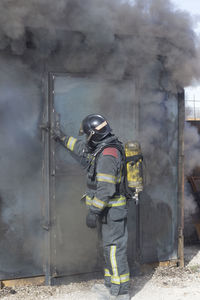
46;74;138;282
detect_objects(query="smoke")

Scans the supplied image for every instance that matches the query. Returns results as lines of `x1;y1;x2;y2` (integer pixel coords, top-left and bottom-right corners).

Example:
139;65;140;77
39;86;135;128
184;122;200;240
0;0;199;89
0;55;44;276
0;0;200;275
185;122;200;175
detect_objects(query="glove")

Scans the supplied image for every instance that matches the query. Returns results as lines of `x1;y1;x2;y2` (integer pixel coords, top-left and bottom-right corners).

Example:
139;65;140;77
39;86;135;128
86;210;98;228
51;127;66;142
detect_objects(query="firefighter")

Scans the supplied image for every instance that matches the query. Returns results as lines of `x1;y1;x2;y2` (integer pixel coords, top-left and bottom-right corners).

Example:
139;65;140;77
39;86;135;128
52;114;130;300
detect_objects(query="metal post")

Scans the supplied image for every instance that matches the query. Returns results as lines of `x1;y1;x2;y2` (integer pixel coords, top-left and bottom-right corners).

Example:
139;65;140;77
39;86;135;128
135;78;142;269
177;90;185;267
44;73;56;285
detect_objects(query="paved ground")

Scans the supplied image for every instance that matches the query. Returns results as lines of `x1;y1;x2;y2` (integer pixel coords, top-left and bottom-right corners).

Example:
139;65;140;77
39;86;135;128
1;245;200;299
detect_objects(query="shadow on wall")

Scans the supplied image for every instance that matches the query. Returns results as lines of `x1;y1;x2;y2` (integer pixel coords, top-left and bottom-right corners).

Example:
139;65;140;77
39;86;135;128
129;189;174;298
140;190;173;264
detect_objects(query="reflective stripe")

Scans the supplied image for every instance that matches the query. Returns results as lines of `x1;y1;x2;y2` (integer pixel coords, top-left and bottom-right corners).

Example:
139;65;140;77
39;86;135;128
86;196;92;206
110;246;118;276
111;273;130;284
111;276;120;284
93;197;106;209
108;196;126;207
110;245;120;284
85;195;126;208
104;269;111;277
96;173;121;184
97;173;116;184
120;273;130;283
95;121;107;130
67;136;77;151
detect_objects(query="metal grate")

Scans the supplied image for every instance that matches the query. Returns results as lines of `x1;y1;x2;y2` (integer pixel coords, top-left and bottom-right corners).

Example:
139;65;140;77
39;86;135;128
188;176;200;210
185;99;200;121
188;176;200;193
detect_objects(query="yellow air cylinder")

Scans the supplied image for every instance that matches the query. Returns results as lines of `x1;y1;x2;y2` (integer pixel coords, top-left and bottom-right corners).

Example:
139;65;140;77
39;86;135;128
125;141;143;195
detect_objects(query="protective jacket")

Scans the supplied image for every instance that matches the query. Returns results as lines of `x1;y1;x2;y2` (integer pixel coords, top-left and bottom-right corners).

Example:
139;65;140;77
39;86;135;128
60;133;130;295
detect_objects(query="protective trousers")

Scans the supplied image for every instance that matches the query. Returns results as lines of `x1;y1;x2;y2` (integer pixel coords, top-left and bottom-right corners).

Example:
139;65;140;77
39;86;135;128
101;207;130;296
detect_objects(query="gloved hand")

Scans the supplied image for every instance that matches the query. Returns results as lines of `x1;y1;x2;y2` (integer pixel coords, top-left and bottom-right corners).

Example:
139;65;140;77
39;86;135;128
86;210;98;228
51;127;66;142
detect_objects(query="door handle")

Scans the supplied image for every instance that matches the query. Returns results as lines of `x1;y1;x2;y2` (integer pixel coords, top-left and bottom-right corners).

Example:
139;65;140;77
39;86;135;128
40;122;50;132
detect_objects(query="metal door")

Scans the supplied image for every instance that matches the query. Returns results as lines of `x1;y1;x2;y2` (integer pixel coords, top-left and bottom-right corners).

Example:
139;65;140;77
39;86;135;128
0;61;44;280
47;74;139;281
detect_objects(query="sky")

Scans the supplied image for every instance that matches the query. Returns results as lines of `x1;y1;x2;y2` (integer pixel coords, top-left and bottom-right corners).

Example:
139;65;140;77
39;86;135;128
172;0;200;16
172;0;200;35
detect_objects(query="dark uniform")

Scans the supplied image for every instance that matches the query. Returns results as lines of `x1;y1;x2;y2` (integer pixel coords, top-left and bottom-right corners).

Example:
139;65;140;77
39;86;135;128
53;115;130;297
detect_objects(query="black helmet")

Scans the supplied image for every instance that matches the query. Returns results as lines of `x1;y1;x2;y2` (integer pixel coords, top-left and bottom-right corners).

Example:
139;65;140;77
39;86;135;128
79;114;112;144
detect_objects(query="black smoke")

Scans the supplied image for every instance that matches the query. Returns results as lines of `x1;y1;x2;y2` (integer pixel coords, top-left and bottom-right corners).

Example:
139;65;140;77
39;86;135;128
0;0;200;275
0;0;199;87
